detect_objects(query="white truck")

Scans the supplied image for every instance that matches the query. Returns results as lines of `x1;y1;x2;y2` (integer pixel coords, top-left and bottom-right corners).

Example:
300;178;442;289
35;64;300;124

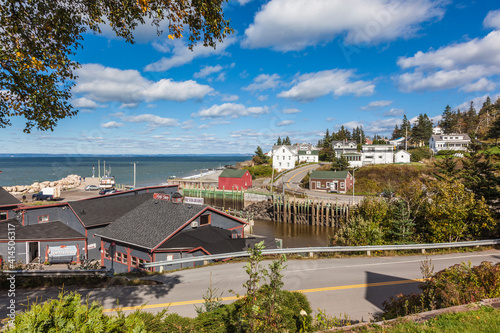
32;187;61;201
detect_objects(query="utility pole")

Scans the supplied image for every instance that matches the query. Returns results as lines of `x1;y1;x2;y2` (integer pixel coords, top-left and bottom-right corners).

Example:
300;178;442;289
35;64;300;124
352;168;358;204
98;160;100;178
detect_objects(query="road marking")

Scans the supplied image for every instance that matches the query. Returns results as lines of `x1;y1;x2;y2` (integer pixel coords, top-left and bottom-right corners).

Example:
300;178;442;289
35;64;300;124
102;278;424;313
286;164;319;190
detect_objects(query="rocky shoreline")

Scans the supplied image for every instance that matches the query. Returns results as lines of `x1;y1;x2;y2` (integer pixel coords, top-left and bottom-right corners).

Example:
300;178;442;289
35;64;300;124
2;174;82;196
243;201;274;221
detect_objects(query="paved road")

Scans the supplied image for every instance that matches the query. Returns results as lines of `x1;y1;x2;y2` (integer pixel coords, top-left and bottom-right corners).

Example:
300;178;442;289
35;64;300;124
280;164;363;204
3;250;499;322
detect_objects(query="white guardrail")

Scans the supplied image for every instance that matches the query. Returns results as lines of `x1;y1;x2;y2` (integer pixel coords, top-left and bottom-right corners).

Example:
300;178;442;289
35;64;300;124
1;269;110;277
143;239;500;269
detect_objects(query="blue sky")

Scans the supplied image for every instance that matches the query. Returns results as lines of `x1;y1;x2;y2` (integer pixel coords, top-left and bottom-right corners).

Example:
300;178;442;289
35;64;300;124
2;0;500;155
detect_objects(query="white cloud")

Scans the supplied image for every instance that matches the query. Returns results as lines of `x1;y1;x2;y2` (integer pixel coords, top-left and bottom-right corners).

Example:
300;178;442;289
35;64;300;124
120;103;138;109
361;100;393;110
72;97;105;109
277;120;295;127
242;0;445;51
215;72;226;82
74;64;213;104
396;30;500;92
278;69;375;101
102;121;125;129
121;114;179;128
194;65;223;78
460;78;496;92
220;94;239;102
455;94;500;111
257;95;268;101
146;36;236;71
237;0;253;5
283;108;301;114
484;9;500;30
193;103;269;118
243;74;282;91
326;117;337;122
383;108;405;117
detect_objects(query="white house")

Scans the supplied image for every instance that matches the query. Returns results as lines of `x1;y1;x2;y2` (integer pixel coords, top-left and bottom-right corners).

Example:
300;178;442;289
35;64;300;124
429;133;471;153
271;144;318;171
342;153;363;168
298;150;319;163
361;145;395;165
389;137;406;149
433;126;443;135
332;140;358;158
394;150;411;163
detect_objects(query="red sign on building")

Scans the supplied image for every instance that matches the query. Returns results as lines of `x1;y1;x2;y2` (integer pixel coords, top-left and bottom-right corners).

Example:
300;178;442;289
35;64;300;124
153;193;171;201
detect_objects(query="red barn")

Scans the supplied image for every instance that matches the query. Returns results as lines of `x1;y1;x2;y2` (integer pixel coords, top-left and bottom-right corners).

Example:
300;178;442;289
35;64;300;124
218;169;252;190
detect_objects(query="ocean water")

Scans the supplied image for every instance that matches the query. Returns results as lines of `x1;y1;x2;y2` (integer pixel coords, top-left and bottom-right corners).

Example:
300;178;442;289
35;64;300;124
0;155;251;187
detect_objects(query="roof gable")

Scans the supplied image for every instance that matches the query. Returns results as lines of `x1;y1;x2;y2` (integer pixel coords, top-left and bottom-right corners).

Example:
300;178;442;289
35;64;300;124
97;199;206;249
0;187;21;206
0;220;85;240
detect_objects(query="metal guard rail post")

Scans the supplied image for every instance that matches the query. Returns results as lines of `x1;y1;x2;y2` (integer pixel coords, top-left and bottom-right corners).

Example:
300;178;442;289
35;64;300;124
143;239;500;269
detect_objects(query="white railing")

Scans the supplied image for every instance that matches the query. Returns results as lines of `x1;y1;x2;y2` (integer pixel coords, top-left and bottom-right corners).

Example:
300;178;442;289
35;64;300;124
143;239;500;269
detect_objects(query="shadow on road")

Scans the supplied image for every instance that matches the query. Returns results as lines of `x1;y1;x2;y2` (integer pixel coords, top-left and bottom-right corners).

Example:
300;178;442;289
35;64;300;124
364;271;421;316
0;274;182;318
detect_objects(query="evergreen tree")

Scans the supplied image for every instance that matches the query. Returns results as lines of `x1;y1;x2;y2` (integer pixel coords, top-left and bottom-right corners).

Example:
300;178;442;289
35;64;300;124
433;154;459;181
283;136;291;145
440;105;454;134
401;115;412;138
412;113;433;145
461;150;500;210
331;156;349;171
391;124;401;140
276;137;282;145
487;116;500;144
388;200;415;244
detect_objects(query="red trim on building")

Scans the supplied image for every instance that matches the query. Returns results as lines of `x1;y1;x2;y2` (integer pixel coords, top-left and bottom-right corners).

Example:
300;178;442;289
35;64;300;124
100;240;104;264
126;247;132;272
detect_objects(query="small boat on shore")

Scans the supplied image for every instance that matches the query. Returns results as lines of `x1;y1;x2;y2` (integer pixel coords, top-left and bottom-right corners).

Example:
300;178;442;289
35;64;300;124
100;175;115;189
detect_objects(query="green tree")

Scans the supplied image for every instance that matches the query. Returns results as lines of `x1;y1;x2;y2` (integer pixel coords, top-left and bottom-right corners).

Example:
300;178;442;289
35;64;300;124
433;154;459;181
487;116;500;144
283;136;291;145
440;105;455;134
461;149;500;211
415;179;494;242
0;0;232;132
253;146;268;165
412;113;433;145
331;155;349;170
276;137;282;145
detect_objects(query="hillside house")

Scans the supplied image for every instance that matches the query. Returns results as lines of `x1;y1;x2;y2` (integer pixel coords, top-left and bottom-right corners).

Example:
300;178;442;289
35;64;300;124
361;144;395;165
332;140;358;158
271;144;319;172
309;170;353;193
429;133;471;153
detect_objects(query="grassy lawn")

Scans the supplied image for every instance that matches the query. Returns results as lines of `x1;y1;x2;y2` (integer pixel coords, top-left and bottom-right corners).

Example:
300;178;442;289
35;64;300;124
354;306;500;332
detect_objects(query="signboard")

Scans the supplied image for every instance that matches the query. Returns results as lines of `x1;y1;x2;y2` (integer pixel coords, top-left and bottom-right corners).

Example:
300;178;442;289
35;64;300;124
87;243;96;250
48;245;77;257
153;193;171;201
184;196;204;205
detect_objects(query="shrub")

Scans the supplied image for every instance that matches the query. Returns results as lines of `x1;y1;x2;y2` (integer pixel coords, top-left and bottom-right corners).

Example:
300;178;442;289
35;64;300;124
333;215;384;246
409;147;432;162
380;261;500;320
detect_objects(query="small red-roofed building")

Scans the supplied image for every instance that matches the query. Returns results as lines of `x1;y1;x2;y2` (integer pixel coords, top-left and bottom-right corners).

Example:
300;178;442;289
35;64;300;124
218;169;252;190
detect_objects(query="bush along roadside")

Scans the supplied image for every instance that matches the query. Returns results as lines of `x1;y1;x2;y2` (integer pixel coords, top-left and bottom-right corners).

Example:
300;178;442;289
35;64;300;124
379;260;500;320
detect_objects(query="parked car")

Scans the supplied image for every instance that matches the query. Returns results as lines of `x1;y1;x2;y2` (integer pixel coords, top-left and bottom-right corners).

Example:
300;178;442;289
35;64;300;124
99;188;112;195
85;185;100;191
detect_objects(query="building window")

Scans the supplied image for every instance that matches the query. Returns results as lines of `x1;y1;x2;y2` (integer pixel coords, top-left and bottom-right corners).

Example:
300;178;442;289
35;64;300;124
340;182;345;189
283;149;285;153
115;252;122;262
200;214;211;226
38;215;49;223
104;249;111;259
317;181;321;188
326;182;330;188
0;211;7;220
131;256;138;267
122;253;128;264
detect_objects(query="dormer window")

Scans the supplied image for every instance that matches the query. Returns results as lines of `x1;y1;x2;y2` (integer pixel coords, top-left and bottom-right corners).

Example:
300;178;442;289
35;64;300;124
200;214;211;226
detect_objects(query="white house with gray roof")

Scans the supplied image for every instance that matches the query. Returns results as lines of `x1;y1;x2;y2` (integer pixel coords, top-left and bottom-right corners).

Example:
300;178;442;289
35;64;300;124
429;133;471;153
271;144;319;171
